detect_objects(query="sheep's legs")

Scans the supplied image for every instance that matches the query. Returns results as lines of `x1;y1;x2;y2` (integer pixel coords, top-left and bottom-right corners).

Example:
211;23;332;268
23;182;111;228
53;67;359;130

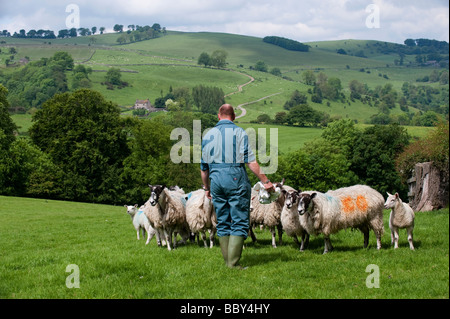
277;224;283;247
145;231;151;245
361;227;369;248
136;230;140;240
249;227;257;243
292;234;308;251
156;229;166;247
209;230;216;248
323;236;333;254
270;227;277;248
300;233;310;251
201;231;208;248
155;230;161;246
164;229;173;251
292;235;302;251
392;228;399;249
173;231;179;249
407;227;414;250
376;231;382;250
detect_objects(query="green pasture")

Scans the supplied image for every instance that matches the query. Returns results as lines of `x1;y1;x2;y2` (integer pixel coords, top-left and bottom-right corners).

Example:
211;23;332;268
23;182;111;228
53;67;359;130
237;123;323;154
0;44;95;65
125;32;387;73
0;195;448;299
82;65;251;107
85;48;195;67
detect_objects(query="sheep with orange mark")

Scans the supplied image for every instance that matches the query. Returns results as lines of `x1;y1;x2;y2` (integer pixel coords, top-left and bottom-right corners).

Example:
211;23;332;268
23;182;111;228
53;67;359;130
297;185;385;254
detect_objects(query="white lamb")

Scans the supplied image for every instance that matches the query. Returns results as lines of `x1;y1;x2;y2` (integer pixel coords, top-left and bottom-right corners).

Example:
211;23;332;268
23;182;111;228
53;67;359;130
185;189;217;248
249;180;296;248
280;189;310;251
146;184;190;251
124;204;159;245
384;192;415;250
297;185;385;254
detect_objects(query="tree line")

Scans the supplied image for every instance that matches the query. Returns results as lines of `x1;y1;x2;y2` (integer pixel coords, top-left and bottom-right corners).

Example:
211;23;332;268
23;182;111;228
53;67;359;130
263;36;310;52
0;86;218;204
0;23;164;40
2;84;447;204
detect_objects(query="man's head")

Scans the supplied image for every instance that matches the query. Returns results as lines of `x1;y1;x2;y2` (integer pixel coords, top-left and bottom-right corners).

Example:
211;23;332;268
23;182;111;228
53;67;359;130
218;104;235;121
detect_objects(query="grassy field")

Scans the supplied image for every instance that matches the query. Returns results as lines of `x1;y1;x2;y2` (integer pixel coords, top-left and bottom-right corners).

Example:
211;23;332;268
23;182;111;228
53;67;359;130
0;195;448;299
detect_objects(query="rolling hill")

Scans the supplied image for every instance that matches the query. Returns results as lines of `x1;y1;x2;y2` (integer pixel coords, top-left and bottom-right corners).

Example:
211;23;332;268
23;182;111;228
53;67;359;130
1;30;447;137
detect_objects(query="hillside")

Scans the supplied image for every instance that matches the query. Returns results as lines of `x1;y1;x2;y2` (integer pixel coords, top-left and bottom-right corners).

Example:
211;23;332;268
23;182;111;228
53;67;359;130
1;30;448;126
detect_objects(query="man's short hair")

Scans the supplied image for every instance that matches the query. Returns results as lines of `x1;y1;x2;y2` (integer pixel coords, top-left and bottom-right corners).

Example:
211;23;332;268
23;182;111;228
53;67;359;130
219;104;235;120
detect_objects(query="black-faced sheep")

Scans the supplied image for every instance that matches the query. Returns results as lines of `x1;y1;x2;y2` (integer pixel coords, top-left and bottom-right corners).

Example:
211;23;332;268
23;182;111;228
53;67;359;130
185;188;217;248
384;192;415;250
280;189;310;251
146;184;190;251
297;185;385;254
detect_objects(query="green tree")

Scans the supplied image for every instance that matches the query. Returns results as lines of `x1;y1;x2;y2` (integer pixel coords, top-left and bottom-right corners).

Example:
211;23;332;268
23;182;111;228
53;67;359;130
349;79;366;99
321;119;359;159
117;34;127;44
287;104;322;127
350;124;410;197
29;89;130;203
270;68;282;77
105;67;122;86
72;65;92;89
284;90;307;110
192;85;225;114
272;140;358;192
274;112;288;124
210;50;228;68
121;117;177;203
0;85;17;149
256;114;271;123
396;121;449;183
0;137;62;197
302;70;316;85
113;24;124;32
197;52;211;67
51;51;74;70
254;61;268;72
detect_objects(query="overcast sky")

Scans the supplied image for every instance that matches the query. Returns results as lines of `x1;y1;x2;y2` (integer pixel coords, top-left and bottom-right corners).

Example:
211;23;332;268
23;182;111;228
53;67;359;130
0;0;448;44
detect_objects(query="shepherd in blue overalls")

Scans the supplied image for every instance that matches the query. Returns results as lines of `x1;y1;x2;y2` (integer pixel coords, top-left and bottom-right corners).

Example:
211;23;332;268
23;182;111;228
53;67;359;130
201;104;274;269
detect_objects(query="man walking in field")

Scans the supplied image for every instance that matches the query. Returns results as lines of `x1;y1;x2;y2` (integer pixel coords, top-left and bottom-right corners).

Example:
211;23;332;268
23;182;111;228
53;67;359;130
201;104;274;269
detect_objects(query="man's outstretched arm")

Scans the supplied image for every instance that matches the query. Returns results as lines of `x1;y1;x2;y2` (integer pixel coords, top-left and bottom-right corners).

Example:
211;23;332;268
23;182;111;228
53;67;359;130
246;161;274;191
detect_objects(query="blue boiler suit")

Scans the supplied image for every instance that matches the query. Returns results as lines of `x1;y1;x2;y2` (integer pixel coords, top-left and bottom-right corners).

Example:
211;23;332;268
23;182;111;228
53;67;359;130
201;120;255;238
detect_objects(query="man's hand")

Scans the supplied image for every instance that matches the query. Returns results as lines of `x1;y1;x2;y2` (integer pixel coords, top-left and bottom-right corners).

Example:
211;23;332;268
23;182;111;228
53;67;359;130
201;169;211;199
264;181;274;192
247;161;273;189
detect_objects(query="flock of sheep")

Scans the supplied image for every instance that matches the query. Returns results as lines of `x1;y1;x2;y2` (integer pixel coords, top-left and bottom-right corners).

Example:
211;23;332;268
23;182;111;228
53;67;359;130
124;181;416;254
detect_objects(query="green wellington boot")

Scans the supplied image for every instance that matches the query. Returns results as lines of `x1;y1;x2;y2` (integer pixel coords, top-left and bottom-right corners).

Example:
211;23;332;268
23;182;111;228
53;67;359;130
219;236;230;265
227;235;246;269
